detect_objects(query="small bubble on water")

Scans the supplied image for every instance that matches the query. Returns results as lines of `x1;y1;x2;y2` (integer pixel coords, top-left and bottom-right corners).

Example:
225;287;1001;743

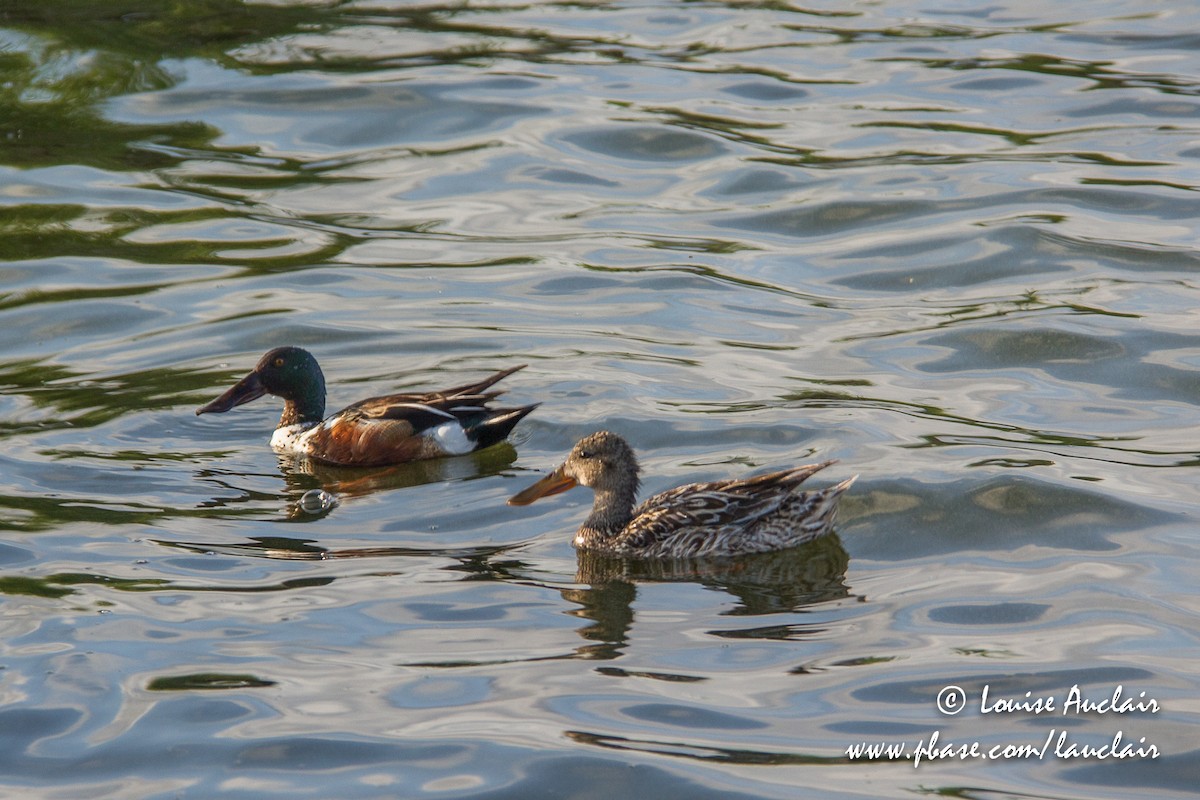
299;489;337;513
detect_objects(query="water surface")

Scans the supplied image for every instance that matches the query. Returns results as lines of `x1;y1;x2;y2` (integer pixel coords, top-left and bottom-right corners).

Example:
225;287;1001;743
1;1;1198;798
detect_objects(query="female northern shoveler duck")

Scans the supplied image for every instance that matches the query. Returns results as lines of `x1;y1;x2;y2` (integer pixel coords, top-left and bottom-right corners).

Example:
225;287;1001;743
195;346;538;467
508;431;855;558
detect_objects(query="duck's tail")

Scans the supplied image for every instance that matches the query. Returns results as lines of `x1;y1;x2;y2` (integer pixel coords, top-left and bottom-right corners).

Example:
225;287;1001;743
791;473;857;543
437;364;527;402
465;403;540;451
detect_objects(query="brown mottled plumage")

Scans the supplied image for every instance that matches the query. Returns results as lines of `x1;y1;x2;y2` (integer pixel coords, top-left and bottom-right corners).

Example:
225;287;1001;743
195;346;537;467
508;431;856;558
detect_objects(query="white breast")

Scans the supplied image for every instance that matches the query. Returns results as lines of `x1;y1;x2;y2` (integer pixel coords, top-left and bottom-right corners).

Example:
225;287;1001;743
270;424;315;455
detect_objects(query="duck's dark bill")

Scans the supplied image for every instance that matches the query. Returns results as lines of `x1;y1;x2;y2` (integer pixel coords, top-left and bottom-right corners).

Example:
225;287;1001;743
195;372;268;415
507;468;577;506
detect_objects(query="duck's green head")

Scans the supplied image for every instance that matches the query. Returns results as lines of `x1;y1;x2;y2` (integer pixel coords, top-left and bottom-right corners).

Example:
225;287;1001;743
195;346;327;423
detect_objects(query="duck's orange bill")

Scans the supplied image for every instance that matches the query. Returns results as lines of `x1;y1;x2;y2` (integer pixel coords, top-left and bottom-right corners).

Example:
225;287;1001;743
507;467;577;506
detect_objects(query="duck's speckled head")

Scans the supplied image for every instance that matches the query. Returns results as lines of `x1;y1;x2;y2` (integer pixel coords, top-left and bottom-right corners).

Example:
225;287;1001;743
560;431;639;491
508;430;640;505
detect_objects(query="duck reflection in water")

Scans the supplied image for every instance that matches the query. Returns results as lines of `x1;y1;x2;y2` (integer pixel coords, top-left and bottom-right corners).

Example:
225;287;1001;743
506;431;856;652
192;440;522;522
275;442;523;519
566;534;852;655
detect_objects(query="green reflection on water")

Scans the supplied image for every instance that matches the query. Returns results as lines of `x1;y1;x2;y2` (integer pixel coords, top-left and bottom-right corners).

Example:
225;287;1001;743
0;574;74;598
147;672;277;691
0;358;222;434
0;570;334;596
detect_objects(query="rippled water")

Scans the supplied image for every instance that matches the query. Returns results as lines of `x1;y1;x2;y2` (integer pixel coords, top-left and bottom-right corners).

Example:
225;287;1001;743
2;1;1198;798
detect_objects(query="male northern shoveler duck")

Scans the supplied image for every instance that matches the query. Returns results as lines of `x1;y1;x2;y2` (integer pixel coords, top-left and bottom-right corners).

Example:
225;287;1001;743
508;431;855;558
195;346;538;467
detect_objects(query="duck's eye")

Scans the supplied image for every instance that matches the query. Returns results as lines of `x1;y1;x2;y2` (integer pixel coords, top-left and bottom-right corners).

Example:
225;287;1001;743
273;357;285;368
578;449;593;460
